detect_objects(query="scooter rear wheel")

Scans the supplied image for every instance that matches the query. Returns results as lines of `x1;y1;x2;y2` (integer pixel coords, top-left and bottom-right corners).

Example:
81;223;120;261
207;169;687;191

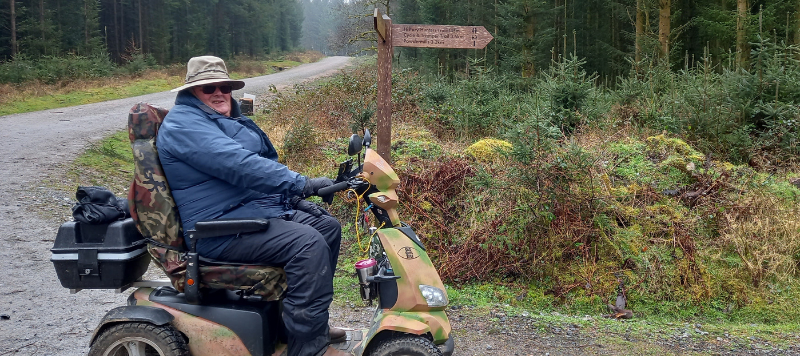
89;322;188;356
369;335;443;356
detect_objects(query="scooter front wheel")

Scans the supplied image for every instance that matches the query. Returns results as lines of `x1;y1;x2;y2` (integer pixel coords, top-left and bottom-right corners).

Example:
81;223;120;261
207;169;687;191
89;322;189;356
369;335;443;356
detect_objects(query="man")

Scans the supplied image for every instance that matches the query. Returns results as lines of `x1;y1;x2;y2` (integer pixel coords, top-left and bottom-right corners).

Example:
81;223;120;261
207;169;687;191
157;56;347;356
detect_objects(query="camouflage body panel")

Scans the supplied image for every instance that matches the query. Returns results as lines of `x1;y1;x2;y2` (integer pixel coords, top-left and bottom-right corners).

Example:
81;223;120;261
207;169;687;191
349;228;452;352
133;288;253;356
368;309;450;345
127;102;287;300
334;309;449;355
360;149;401;226
362;149;400;192
377;228;448;312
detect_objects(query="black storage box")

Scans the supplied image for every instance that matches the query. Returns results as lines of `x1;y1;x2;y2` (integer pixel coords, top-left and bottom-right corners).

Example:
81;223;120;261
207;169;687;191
51;218;151;290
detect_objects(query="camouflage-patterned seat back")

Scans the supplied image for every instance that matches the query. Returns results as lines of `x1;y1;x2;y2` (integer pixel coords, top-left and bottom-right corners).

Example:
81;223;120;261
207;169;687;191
127;102;186;291
127;102;286;301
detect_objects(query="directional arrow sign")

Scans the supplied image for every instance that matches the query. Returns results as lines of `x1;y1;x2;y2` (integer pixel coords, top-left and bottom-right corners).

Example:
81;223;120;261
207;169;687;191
392;24;493;49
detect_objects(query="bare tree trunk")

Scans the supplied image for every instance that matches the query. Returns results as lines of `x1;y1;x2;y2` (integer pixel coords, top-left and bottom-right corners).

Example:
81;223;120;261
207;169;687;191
611;5;617;55
138;0;144;52
494;0;498;67
636;0;644;63
563;0;567;59
554;0;561;62
659;0;671;64
56;0;61;35
736;0;749;69
795;1;800;50
523;3;535;77
84;0;89;47
713;0;726;67
39;0;45;41
114;0;120;60
10;0;17;56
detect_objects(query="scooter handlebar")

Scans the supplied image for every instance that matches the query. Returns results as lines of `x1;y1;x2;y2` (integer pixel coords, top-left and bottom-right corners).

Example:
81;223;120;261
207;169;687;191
317;181;350;198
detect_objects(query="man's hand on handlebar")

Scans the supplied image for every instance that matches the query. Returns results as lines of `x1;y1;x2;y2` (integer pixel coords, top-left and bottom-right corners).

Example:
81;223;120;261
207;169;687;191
302;177;334;199
316;180;353;204
304;175;368;205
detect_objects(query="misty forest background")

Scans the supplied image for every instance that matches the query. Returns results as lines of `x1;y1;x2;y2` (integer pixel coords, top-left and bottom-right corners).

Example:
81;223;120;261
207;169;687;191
4;0;800;320
1;0;799;77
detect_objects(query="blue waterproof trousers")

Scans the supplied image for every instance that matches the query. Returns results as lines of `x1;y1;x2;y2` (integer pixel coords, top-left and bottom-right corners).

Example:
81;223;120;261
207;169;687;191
216;210;342;356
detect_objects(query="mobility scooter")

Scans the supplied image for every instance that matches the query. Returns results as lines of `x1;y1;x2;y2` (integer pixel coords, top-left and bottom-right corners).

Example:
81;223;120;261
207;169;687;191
51;103;454;356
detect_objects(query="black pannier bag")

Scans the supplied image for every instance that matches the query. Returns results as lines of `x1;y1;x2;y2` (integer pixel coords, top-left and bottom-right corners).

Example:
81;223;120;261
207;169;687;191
71;186;131;224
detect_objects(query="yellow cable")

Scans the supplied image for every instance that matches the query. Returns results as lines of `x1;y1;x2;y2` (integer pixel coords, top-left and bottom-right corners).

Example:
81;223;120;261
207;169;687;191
347;177;374;256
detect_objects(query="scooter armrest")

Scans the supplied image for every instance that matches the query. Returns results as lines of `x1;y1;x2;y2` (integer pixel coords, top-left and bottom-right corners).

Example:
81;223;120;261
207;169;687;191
183;218;270;305
191;219;270;240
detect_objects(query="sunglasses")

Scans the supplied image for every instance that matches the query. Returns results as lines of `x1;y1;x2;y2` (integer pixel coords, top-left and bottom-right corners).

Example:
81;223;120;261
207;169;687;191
201;85;233;94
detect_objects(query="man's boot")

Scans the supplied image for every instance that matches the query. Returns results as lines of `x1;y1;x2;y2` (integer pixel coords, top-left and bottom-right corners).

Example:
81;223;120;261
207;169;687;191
329;326;346;343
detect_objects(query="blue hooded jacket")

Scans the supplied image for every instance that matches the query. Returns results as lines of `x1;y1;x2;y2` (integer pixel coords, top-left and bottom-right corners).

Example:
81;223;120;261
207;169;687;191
157;91;307;258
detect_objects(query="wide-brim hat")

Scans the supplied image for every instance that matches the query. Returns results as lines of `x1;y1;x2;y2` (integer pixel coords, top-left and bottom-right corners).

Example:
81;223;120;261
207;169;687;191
171;56;245;92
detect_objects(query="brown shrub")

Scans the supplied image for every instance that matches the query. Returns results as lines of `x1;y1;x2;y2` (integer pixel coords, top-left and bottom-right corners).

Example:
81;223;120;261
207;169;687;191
716;194;800;288
227;56;267;76
284;51;325;63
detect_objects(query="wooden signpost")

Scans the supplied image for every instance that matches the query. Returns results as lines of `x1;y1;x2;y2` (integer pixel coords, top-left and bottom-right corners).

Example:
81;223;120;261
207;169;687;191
373;8;493;163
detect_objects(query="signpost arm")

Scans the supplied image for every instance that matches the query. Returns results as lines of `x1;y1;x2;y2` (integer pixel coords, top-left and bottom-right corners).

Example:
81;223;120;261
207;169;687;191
376;11;393;164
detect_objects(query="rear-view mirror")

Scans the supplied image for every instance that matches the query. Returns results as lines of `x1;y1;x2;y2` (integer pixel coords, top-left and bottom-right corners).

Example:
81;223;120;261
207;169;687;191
348;134;362;156
363;129;372;149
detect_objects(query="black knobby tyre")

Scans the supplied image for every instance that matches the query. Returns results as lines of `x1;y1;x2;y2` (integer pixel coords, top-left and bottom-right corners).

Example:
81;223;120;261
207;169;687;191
88;322;189;356
369;335;443;356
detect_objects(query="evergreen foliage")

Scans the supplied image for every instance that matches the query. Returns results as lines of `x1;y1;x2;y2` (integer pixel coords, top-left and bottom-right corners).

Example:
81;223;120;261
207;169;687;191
379;0;800;80
4;0;799;84
1;0;304;64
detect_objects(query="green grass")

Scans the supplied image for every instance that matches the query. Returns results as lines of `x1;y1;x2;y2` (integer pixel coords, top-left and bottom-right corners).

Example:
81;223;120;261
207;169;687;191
0;77;184;116
75;131;132;166
447;298;800;351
